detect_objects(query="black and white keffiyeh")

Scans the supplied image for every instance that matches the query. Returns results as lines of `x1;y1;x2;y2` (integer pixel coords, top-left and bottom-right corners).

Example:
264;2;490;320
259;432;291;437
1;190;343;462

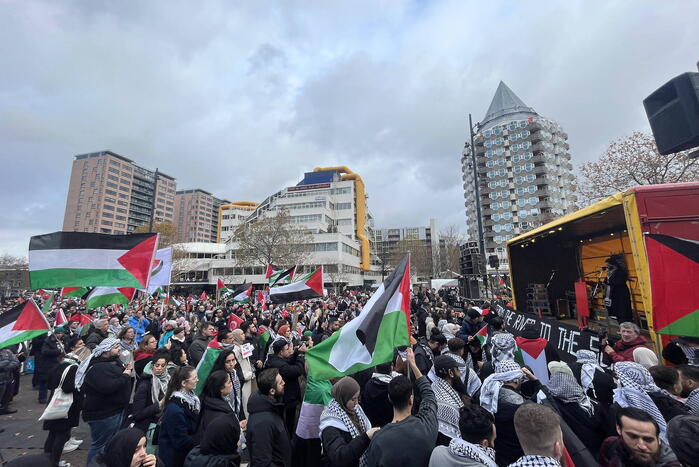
480;360;523;414
75;337;120;389
678;343;699;367
575;349;603;393
172;389;201;414
225;370;242;415
685;388;699;415
444;352;482;397
508;455;562;467
490;333;516;363
449;438;497;467
319;398;371;467
613;361;667;441
432;376;464;440
546;372;594;415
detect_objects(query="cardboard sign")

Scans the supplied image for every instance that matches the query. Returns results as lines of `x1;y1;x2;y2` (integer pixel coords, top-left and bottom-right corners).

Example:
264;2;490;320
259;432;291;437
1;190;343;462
241;343;254;359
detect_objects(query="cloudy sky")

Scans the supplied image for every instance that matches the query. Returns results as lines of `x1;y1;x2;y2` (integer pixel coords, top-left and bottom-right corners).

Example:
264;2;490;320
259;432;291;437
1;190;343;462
1;0;697;257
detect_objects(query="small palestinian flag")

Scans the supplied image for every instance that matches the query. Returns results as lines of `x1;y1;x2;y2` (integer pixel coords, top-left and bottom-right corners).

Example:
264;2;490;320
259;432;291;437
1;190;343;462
55;308;67;327
195;338;223;395
228;313;243;331
86;287;132;310
29;231;158;289
474;325;488;347
78;314;94;337
200;291;208;301
41;292;55;314
306;255;411;380
230;283;253;304
269;265;296;287
167;295;181;307
258;326;271;351
216;278;230;295
266;264;281;281
256;290;267;310
498;277;507;289
60;287;89;298
0;300;51;349
270;268;323;304
515;336;550;384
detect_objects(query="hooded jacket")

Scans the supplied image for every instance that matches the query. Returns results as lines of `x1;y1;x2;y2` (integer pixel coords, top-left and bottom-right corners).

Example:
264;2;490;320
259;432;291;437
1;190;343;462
264;353;305;406
132;372;161;432
246;391;291;467
188;333;212;366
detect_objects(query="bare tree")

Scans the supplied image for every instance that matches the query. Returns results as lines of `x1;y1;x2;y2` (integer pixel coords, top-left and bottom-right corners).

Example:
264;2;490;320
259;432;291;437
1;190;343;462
439;225;465;276
133;222;178;248
0;253;28;269
232;209;312;267
326;265;349;295
577;132;699;204
390;238;432;279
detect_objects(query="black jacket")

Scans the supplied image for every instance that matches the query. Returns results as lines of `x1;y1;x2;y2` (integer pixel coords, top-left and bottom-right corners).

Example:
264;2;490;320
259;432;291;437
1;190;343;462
43;362;82;431
81;356;131;422
264;353;305;405
320;426;371;467
365;376;438;467
361;377;393;427
244;335;261;366
570;361;616;408
85;328;108;350
649;391;690;421
198;395;234;436
159;396;199;467
247;391;291;467
36;335;63;381
132;373;161;432
493;386;527;466
413;340;435;377
189;334;211;366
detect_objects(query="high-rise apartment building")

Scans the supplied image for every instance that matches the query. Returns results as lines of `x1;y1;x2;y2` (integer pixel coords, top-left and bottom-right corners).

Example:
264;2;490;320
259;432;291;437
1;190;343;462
461;82;576;269
174;189;230;243
63;151;177;235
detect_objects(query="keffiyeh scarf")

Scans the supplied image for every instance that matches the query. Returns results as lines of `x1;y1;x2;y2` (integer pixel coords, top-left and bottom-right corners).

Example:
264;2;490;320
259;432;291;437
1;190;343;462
319;398;371;467
508;455;562;467
490;333;516;363
449;438;497;467
546;372;594;415
432;377;464;440
685;388;699;415
151;369;170;405
225;370;242;415
678;343;699;367
480;360;523;414
575;350;603;393
172;390;201;414
74;337;120;390
613;362;667;441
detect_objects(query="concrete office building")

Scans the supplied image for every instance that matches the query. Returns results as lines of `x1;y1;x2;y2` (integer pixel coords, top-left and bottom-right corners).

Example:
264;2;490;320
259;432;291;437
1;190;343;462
372;219;442;279
174;189;230;243
63;151;177;235
217;201;259;243
461;82;576;269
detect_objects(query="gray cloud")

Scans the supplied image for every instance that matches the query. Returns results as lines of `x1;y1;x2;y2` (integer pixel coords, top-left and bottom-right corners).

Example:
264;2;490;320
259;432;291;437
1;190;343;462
1;0;697;257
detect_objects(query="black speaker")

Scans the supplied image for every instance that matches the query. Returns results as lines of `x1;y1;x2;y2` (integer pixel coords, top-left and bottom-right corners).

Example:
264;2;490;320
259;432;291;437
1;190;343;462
488;254;500;269
643;72;699;155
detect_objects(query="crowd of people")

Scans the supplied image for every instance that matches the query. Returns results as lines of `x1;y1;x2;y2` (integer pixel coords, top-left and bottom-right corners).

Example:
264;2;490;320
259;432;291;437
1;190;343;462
0;285;698;467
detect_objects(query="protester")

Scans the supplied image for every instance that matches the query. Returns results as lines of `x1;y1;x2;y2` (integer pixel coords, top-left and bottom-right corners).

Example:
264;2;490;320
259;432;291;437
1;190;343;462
247;368;292;467
509;404;565;467
0;346;20;414
650;365;684;398
414;329;447;377
598;407;680;467
35;327;66;405
230;329;254;417
211;348;245;421
676;365;699;414
76;337;133;464
361;361;398;428
319;376;378;467
184;413;241;467
198;370;237;434
667;415;699;467
128;310;150;343
479;333;517;380
662;337;699;367
429;404;497;467
132;350;171;433
365;348;438;467
86;319;110;350
603;322;649;364
88;427;161;467
570;349;615;407
264;338;307;435
457;308;486;341
133;334;158;376
432;355;466;445
158;366;200;467
188;322;216;366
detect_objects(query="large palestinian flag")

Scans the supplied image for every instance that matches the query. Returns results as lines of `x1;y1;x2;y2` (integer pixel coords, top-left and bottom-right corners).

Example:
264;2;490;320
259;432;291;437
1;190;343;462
230;283;253;303
29;232;158;289
269;268;323;304
86;287;133;309
0;300;51;349
645;234;699;337
515;336;549;384
306;255;411;380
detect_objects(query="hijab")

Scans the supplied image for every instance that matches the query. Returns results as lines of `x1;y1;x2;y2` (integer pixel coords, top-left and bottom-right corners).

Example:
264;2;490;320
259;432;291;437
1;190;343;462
200;413;241;456
231;329;245;346
94;427;144;467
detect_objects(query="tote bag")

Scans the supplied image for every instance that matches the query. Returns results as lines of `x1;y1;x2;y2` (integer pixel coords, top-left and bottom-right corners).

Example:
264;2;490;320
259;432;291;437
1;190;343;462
39;365;74;421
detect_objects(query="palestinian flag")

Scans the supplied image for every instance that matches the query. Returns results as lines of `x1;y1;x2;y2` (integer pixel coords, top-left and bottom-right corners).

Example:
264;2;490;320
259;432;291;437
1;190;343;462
41;292;55;314
498;277;507;289
195;338;223;395
152;287;167;300
86;287;132;309
60;287;89;298
167;295;181;307
266;264;282;281
474;325;488;347
78;314;94;337
269;265;296;287
217;278;230;295
256;290;267;310
270;268;323;304
0;300;51;349
306;255;411;380
515;336;549;384
230;283;253;303
258;326;271;350
228;313;243;331
645;234;699;337
55;308;67;327
200;291;208;301
295;375;333;440
29;232;158;289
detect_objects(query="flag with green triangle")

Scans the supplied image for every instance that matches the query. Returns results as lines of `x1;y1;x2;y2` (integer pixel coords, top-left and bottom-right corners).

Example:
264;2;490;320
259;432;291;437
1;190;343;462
86;287;132;309
41;292;55;314
0;300;51;349
195;338;223;395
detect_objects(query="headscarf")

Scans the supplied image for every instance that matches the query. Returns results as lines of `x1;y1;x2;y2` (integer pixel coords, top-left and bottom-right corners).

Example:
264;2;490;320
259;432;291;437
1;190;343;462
74;337;120;390
677;342;699;366
575;350;603;393
231;329;245;346
448;438;497;467
546;371;594;415
547;361;573;376
490;333;516;363
94;427;144;467
613;362;667;441
479;360;524;414
319;377;371;467
432;376;464;439
633;347;659;369
200;412;241;456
